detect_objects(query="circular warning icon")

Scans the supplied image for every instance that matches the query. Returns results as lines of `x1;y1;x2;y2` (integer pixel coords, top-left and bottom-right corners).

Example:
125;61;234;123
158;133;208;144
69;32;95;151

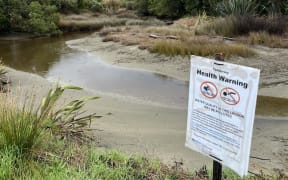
200;81;218;99
220;87;240;105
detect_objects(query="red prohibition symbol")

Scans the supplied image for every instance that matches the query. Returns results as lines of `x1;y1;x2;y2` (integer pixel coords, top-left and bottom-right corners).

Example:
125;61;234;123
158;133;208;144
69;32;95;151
220;87;240;105
200;81;218;99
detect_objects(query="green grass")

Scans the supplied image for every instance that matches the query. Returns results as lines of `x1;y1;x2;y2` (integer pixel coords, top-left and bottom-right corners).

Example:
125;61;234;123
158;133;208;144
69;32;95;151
0;136;197;179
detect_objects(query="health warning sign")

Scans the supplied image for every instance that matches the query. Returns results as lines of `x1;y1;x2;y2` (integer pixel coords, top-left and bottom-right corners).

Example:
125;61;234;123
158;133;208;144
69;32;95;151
185;56;260;177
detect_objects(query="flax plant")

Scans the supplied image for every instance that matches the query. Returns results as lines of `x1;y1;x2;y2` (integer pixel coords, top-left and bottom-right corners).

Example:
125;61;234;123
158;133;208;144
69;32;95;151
0;84;101;154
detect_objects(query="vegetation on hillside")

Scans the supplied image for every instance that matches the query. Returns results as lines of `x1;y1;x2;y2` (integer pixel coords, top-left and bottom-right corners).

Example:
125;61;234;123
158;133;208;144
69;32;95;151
1;0;288;36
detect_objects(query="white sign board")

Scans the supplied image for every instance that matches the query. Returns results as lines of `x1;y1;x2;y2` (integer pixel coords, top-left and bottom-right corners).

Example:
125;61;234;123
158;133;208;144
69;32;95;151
186;56;260;177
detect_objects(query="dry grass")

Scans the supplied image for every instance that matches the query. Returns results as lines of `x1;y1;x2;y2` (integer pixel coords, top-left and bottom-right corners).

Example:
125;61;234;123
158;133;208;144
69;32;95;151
196;16;236;37
59;13;134;32
246;32;288;48
149;38;255;58
103;0;121;13
59;16;127;31
99;23;255;58
196;15;288;37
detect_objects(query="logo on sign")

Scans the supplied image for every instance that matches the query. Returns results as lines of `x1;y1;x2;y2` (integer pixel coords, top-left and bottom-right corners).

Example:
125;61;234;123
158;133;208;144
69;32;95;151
200;81;218;99
220;87;240;105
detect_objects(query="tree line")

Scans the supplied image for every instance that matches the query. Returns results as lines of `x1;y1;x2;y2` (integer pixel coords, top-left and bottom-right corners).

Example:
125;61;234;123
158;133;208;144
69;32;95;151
0;0;102;35
1;0;287;35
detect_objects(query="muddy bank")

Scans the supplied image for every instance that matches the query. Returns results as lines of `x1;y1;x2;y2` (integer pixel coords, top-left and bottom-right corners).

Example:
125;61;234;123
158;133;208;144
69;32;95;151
67;34;288;98
66;35;190;81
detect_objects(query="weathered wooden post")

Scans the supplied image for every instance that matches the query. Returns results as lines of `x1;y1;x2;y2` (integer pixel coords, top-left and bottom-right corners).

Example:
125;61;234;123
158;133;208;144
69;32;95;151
212;53;224;180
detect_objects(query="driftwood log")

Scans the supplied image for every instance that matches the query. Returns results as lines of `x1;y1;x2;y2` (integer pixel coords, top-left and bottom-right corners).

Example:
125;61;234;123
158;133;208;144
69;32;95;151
149;34;178;40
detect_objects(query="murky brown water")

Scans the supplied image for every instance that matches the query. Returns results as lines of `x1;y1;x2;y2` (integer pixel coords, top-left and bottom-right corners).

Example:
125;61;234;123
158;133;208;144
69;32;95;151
0;34;188;108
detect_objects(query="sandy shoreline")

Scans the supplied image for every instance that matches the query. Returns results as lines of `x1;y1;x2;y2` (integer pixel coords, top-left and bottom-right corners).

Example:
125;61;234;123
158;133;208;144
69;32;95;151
5;66;288;175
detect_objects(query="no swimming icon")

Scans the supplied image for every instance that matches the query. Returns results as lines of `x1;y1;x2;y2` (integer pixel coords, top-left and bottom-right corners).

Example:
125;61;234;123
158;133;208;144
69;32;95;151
220;87;240;105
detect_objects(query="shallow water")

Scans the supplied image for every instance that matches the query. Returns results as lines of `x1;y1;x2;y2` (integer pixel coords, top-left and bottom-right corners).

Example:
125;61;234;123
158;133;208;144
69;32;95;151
0;34;188;108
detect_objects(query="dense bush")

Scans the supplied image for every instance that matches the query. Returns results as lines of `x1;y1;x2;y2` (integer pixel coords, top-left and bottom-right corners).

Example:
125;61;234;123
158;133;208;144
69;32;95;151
0;0;104;34
26;2;60;35
0;0;60;35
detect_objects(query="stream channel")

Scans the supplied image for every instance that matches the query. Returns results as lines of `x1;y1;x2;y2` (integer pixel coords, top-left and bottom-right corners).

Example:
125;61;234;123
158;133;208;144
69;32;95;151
0;34;189;108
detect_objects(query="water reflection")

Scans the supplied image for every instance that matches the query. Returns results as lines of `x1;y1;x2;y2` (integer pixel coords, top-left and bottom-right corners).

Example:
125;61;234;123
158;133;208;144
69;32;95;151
46;52;189;108
0;34;87;74
0;35;189;108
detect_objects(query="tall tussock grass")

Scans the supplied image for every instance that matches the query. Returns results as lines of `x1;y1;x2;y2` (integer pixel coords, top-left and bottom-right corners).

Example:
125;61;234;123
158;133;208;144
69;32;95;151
0;96;42;153
150;38;255;58
247;32;288;48
0;84;100;155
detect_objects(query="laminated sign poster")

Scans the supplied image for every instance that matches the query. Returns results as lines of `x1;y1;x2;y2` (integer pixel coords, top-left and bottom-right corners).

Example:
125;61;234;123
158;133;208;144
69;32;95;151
186;56;260;177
